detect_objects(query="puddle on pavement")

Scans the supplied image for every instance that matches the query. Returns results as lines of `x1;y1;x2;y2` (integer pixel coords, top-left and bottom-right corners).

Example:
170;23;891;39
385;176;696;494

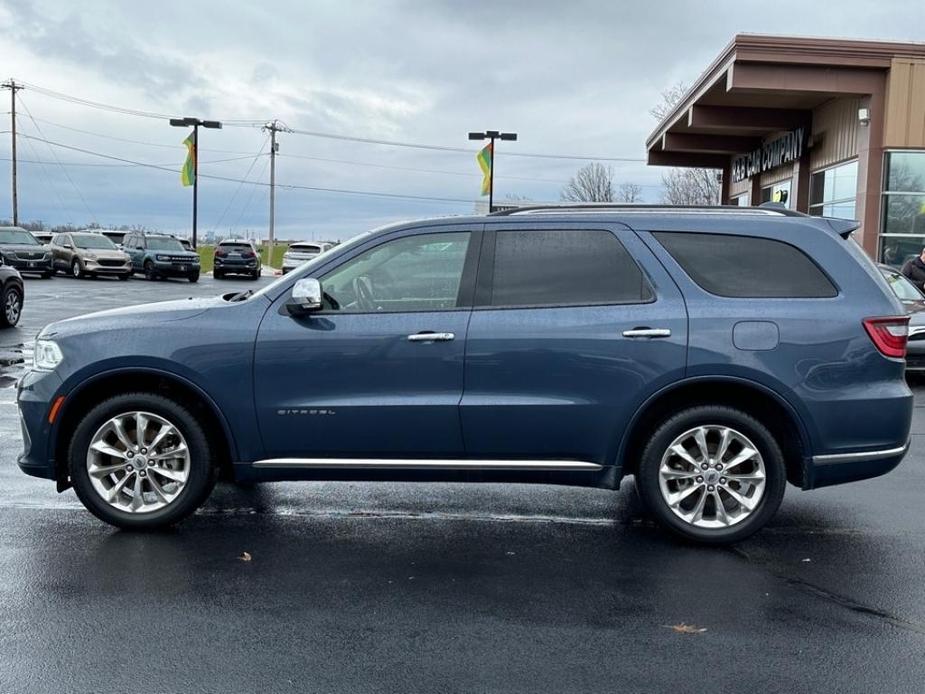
0;344;29;389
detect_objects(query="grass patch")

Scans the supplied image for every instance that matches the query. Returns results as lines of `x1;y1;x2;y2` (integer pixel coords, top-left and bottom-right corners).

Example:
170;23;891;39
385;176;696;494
196;243;289;274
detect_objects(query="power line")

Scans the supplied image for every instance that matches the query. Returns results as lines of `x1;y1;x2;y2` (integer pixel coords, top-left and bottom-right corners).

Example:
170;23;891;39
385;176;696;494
16;80;644;163
19;96;96;222
0;153;265;168
24;115;258;155
210;135;269;234
17;133;477;205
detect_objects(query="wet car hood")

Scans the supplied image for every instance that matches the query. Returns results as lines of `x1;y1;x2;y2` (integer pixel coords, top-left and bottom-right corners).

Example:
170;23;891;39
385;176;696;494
0;243;48;255
41;295;228;339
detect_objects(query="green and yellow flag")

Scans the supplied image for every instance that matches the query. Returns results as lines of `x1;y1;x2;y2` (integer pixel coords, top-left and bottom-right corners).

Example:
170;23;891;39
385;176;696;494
476;142;492;196
180;131;196;187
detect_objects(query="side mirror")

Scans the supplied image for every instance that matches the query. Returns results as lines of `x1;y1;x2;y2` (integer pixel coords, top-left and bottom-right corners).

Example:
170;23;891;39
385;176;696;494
287;278;323;315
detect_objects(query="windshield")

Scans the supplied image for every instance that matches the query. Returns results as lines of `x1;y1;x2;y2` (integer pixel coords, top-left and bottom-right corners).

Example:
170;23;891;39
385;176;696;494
146;237;185;251
882;269;924;301
289;244;322;253
0;229;39;245
73;234;117;250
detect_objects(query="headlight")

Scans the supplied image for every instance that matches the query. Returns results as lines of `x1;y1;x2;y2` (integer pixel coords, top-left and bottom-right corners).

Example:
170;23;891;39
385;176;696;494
83;252;97;260
33;340;63;371
155;254;169;261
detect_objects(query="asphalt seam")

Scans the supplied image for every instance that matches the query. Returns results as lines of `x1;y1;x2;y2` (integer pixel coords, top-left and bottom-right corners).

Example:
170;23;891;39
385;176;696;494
728;546;925;636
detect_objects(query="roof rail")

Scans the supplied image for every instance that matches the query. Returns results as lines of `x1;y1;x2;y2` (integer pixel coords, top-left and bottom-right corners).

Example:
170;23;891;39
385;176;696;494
488;203;808;218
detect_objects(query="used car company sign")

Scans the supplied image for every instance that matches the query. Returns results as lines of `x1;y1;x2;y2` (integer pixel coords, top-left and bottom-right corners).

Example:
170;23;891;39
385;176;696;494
732;127;806;183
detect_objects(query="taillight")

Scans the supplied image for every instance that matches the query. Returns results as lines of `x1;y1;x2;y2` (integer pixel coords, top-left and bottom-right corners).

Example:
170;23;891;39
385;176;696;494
242;251;255;258
215;250;227;258
863;316;910;359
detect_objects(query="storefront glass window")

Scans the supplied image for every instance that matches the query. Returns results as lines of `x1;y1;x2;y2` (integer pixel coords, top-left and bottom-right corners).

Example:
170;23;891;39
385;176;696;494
810;160;857;219
880;151;925;267
760;180;791;208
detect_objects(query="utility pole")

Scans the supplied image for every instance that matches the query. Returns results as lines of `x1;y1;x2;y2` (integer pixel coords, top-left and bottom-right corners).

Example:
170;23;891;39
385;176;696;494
2;80;23;225
262;120;289;272
468;129;517;213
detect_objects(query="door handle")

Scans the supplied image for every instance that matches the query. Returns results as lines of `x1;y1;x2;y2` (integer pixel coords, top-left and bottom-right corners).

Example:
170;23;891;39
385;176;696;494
407;332;455;342
622;328;671;338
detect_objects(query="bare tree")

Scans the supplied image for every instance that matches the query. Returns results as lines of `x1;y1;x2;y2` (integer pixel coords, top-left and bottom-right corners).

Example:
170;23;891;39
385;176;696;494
616;183;643;203
652;82;721;205
561;162;614;202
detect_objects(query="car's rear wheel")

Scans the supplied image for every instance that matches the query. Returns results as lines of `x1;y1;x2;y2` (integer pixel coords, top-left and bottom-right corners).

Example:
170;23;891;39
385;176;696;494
250;268;260;280
41;271;53;279
118;273;130;281
0;283;22;327
188;270;199;283
635;405;786;545
69;393;217;529
213;269;224;280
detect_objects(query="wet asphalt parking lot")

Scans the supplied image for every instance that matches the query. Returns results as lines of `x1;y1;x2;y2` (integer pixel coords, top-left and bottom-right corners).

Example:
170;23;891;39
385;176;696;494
1;272;924;693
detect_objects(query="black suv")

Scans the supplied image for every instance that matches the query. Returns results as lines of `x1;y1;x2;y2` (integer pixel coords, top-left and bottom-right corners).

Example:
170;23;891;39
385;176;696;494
0;226;53;278
0;260;24;327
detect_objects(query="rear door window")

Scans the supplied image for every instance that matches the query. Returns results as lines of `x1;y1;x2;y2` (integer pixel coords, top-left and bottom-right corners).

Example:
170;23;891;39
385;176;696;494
653;231;837;298
488;229;652;307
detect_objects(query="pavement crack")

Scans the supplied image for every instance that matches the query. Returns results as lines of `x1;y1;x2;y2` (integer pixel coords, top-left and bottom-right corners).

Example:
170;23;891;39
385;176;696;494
728;546;925;636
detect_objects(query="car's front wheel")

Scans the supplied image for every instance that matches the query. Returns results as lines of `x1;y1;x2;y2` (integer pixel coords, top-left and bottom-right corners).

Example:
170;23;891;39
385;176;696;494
71;259;85;279
635;406;786;545
144;260;158;281
188;271;199;283
0;283;22;327
69;393;217;529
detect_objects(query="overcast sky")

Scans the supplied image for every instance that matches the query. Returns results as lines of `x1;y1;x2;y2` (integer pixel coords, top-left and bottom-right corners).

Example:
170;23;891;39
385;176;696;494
0;0;922;241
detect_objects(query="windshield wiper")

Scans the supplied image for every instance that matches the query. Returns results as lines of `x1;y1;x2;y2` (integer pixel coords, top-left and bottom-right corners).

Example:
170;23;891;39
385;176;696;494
229;289;254;302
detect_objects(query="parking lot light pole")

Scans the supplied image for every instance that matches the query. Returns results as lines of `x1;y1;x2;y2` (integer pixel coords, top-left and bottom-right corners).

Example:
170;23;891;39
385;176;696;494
468;130;517;212
169;117;222;249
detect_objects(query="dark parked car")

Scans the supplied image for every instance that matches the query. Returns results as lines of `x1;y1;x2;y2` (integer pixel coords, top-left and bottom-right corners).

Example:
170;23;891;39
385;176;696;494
123;231;200;282
50;232;132;280
879;263;925;372
16;205;912;544
0;226;53;278
214;239;261;279
0;260;24;327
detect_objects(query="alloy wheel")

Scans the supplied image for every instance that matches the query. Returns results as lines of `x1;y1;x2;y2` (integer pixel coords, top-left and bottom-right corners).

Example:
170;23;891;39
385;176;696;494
4;289;21;324
86;411;191;514
657;425;766;529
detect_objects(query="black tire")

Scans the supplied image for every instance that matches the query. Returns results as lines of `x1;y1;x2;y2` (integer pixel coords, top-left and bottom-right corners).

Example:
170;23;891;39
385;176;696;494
68;392;218;530
144;260;157;281
188;271;200;283
41;271;53;279
635;405;786;545
0;283;22;327
213;269;224;280
71;259;84;279
250;269;261;280
118;273;130;281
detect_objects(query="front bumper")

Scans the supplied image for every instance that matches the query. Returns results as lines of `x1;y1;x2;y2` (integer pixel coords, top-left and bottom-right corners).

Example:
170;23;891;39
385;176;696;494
3;256;52;274
85;259;132;276
151;261;200;277
16;368;63;481
807;439;911;489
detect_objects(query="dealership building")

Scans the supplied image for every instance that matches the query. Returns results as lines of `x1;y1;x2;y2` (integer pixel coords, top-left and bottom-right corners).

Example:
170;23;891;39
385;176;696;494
647;34;925;265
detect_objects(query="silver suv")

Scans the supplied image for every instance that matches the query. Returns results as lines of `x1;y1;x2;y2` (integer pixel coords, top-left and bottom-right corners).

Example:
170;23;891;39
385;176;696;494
50;232;132;280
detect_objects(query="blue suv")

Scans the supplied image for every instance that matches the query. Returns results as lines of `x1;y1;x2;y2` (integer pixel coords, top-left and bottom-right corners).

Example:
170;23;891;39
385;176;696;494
123;231;201;282
16;205;913;543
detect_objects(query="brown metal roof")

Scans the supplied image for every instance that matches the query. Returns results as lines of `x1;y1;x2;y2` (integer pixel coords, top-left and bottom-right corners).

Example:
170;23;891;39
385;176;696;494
646;34;925;165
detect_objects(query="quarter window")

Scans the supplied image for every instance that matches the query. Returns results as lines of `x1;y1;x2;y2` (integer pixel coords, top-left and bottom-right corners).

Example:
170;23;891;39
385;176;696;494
320;232;471;313
489;229;652;307
653;232;837;298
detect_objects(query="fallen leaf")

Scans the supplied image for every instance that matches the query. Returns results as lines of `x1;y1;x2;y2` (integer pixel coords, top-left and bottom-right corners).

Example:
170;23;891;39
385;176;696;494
666;623;707;634
239;552;252;562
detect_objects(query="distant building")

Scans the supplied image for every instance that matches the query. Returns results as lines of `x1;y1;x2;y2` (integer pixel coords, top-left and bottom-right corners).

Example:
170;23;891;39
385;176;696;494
646;34;925;265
